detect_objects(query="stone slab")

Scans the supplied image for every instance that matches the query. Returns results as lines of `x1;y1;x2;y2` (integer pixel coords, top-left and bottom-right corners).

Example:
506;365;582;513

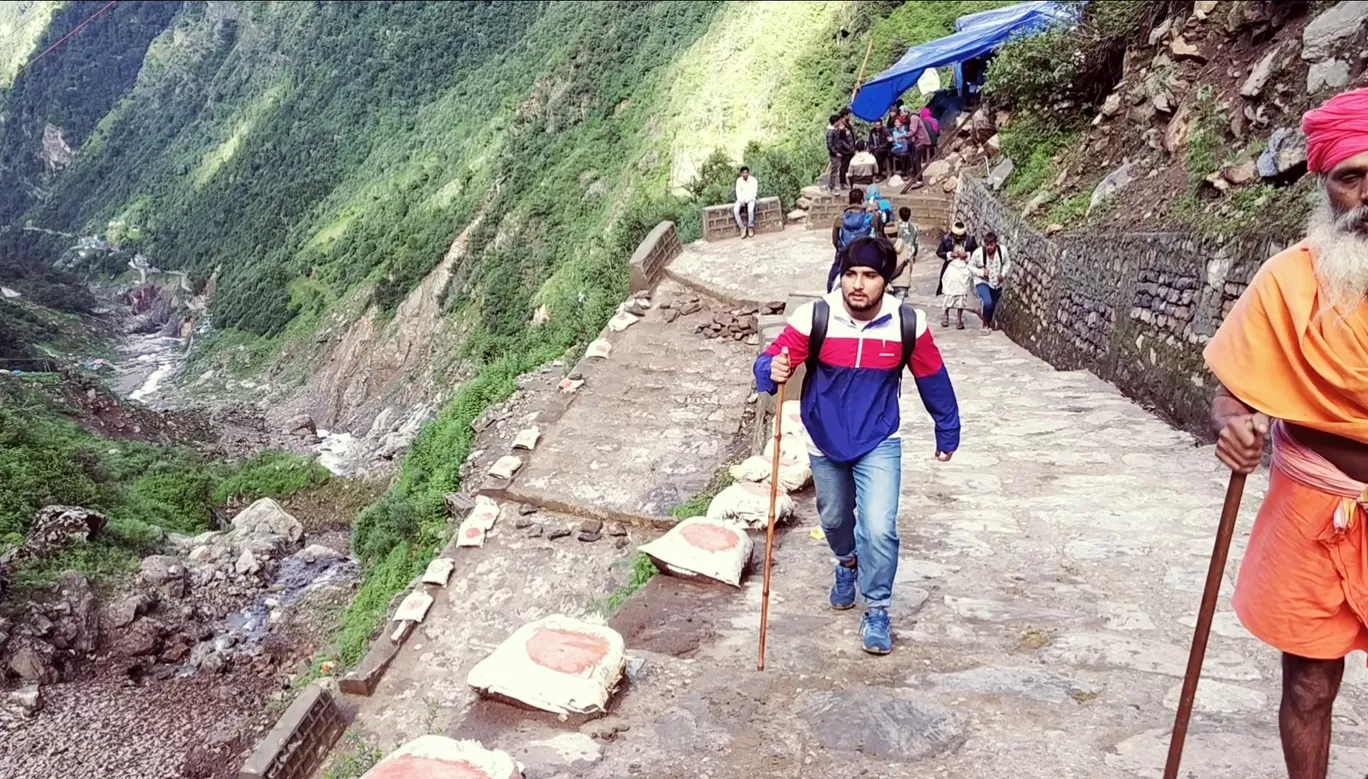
667;230;831;307
494;280;755;522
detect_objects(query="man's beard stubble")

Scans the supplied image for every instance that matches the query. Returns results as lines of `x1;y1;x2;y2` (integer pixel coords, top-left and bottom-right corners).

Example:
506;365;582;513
1308;182;1368;315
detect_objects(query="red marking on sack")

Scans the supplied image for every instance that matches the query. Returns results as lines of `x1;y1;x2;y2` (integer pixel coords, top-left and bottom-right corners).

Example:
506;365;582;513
525;628;609;674
739;481;770;497
681;522;740;552
465;526;482;539
367;754;490;779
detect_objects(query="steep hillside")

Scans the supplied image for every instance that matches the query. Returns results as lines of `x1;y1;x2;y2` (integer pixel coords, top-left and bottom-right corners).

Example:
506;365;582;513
983;0;1367;237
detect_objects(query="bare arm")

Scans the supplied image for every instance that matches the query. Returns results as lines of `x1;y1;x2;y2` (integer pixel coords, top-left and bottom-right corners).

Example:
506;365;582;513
1211;382;1270;474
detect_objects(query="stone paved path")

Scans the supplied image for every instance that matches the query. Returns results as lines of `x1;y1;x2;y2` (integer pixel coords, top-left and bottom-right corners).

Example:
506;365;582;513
337;238;1368;778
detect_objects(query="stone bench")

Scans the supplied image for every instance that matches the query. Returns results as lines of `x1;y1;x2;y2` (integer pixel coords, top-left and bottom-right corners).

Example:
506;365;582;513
702;196;783;242
628;220;683;295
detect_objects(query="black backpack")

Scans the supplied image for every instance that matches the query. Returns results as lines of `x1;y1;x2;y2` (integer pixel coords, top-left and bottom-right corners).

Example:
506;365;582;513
804;299;918;392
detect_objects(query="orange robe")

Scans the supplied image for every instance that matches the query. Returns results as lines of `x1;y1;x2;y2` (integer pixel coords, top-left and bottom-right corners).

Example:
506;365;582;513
1206;243;1368;659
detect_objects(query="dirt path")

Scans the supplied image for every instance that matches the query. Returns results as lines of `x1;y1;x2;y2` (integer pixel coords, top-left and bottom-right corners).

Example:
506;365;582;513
330;234;1368;778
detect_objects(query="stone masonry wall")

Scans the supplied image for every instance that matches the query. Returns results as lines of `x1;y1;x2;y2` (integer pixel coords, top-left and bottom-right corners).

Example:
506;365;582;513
954;176;1291;436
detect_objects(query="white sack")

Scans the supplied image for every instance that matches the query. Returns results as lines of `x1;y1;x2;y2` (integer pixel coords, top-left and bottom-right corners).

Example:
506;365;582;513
639;517;753;587
705;482;795;529
362;735;523;779
467;615;626;716
729;454;811;493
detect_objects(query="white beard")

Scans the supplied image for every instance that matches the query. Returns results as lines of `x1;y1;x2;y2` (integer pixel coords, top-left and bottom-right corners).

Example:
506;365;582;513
1308;186;1368;315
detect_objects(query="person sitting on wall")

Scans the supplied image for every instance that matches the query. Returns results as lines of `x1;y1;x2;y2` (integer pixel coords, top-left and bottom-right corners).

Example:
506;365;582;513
734;166;759;239
849;141;878;186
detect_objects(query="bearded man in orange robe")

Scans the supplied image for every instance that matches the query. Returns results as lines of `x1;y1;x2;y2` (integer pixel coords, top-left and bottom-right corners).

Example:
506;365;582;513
1205;86;1368;779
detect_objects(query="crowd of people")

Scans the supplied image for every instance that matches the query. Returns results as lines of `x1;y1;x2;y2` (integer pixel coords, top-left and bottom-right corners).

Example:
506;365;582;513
825;101;941;194
756;83;1368;779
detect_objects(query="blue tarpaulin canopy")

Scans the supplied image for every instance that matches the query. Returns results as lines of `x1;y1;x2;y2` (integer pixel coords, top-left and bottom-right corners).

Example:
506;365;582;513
850;1;1077;121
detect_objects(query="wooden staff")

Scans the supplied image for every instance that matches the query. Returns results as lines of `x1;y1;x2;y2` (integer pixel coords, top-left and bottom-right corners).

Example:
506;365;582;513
851;38;874;103
757;379;787;671
1163;471;1248;778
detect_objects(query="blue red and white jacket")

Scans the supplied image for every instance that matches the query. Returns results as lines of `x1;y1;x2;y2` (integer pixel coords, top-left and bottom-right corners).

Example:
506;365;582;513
753;291;960;464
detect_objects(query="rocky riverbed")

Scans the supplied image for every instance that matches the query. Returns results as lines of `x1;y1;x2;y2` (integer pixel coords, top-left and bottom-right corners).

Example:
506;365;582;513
0;499;359;779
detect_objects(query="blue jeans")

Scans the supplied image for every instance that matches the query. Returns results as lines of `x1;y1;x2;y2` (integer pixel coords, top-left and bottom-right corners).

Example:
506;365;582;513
734;199;756;230
975;283;1001;324
809;437;902;609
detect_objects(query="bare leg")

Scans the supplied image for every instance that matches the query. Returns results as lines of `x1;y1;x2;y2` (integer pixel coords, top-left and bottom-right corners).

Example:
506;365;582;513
1281;653;1344;779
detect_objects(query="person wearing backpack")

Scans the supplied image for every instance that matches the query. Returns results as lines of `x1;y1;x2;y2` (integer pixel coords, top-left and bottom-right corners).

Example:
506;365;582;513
827;189;882;292
754;236;961;655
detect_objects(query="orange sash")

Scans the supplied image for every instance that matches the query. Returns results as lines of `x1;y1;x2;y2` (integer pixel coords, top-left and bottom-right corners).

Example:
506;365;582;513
1204;243;1368;444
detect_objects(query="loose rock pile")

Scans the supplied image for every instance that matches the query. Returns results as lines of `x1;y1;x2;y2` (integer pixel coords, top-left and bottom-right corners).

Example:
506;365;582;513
0;498;356;725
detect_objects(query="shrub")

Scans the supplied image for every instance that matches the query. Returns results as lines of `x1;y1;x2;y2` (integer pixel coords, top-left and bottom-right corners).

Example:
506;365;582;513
986;0;1181;111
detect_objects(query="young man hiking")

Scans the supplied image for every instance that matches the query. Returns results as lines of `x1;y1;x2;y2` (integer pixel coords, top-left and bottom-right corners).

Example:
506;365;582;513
754;237;961;654
1204;87;1368;779
827;188;882;292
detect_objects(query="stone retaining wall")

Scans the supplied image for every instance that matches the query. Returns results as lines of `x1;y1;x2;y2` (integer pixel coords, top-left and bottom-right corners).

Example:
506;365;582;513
954;176;1291;435
703;196;783;242
628;220;683;295
239;683;345;779
807;189;953;232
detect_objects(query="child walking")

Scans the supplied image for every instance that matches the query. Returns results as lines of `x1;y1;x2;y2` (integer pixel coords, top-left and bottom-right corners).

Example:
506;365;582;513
939;248;974;329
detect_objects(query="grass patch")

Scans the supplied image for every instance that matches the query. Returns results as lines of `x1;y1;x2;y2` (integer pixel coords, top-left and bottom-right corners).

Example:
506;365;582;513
1185;85;1229;189
1000;115;1086;210
670;469;736;520
604;552;660;615
213;450;331;506
322;730;386;779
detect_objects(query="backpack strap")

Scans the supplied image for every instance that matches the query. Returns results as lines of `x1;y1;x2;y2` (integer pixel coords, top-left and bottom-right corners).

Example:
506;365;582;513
805;299;830;389
898;301;918;371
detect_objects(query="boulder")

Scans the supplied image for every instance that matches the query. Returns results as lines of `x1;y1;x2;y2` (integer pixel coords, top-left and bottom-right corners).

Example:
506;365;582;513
1169;37;1207;63
140;554;187;598
967;108;995;143
1022;189;1055;218
1148;17;1173;46
1164;101;1193;154
1090;163;1134;214
1205;171;1232;192
230;498;303;545
943;175;960;193
111;593;157;629
787;209;808;221
987;158;1015;191
1222;159;1259;186
24;506;107;557
1302;1;1368;62
1240;46;1280;98
115;618;165;657
283;414;316;437
1192;0;1219;19
8;640;55;683
1307;59;1351;94
8;684;41;715
985;134;1002;157
55;572;99;656
923;159;952;182
1100;92;1123;117
1045;223;1065;236
1257;126;1308;179
234;548;260;576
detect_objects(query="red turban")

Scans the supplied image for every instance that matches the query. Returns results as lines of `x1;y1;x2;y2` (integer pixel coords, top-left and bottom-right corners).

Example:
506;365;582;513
1302;87;1368;174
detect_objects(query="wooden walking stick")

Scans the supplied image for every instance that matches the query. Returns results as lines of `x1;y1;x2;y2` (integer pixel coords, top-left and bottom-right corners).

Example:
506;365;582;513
757;379;788;671
1163;470;1248;779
